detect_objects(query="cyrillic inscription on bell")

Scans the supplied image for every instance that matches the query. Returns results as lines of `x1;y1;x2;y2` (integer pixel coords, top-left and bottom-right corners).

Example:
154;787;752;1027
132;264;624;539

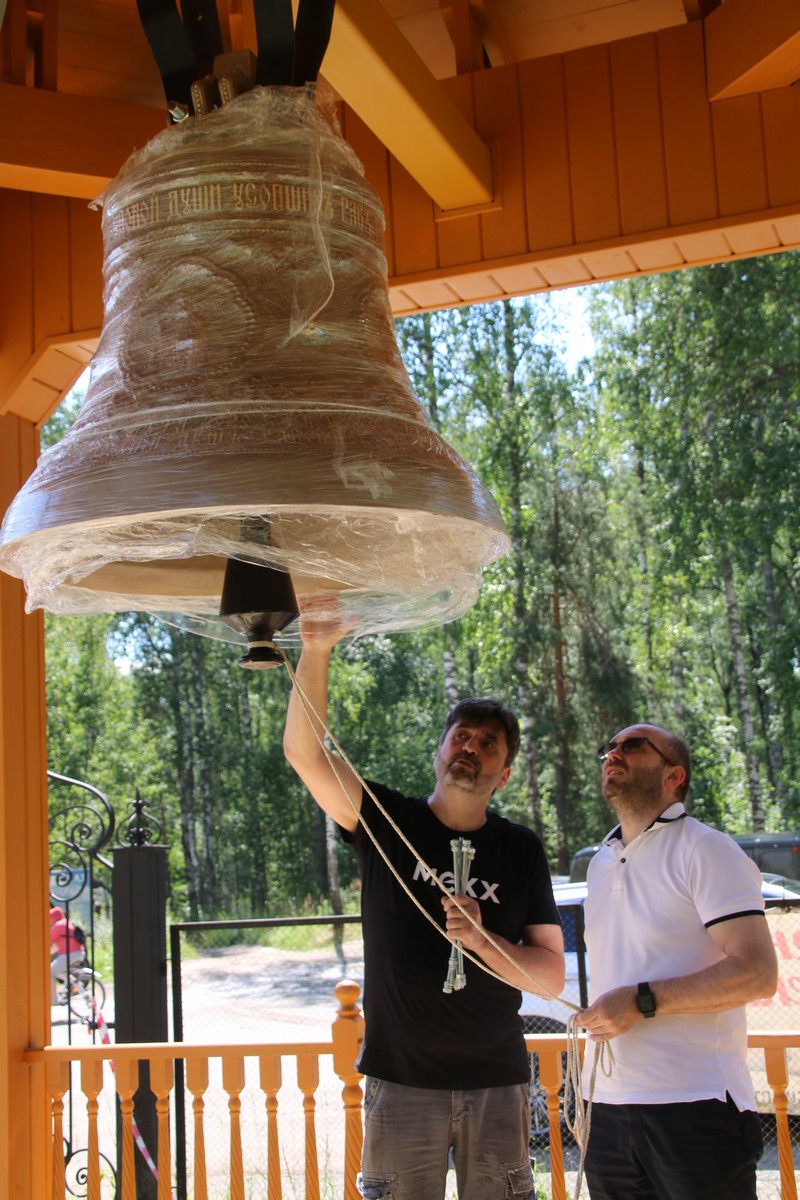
0;86;509;645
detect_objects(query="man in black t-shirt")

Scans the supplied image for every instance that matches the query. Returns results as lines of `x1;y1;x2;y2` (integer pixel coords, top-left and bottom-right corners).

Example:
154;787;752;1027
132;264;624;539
284;612;564;1200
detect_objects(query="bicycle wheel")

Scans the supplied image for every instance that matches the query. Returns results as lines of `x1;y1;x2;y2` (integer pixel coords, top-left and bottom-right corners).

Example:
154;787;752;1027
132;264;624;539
67;976;105;1025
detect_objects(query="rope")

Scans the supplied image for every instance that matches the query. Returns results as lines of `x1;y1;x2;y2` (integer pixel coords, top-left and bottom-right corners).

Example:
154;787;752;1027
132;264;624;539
275;640;613;1199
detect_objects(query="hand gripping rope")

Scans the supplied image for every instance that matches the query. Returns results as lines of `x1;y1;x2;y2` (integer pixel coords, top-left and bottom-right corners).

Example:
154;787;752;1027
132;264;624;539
275;644;614;1200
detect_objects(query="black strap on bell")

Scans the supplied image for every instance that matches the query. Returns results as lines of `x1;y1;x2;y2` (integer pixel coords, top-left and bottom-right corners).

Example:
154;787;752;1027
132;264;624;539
136;0;222;119
253;0;336;87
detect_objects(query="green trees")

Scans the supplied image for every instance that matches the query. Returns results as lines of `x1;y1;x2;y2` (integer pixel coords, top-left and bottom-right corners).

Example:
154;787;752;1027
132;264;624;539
39;253;800;916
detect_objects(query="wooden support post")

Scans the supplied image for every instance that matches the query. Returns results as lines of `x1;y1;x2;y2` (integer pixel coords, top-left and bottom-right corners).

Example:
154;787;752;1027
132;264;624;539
332;979;365;1200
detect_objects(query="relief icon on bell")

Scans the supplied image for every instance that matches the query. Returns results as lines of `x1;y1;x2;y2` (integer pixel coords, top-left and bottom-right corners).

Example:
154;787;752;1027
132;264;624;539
0;85;509;649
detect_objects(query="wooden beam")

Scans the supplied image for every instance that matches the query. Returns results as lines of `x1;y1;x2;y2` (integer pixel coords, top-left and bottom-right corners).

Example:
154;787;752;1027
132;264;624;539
0;82;165;199
324;0;494;210
706;0;800;100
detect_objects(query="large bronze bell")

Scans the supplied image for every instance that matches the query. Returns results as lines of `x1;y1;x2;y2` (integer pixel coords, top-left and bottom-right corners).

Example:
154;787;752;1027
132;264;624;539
0;86;508;656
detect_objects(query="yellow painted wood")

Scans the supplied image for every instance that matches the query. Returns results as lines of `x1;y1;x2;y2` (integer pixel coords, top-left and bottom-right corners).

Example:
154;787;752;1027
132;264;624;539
149;1058;173;1200
323;0;493;210
564;44;620;244
259;1055;283;1200
331;981;365;1200
0;82;165;199
223;1055;246;1200
80;1058;104;1200
610;34;669;235
763;1044;799;1200
186;1058;210;1200
45;1061;70;1200
658;22;718;225
0;411;49;1200
706;0;800;100
20;1031;800;1200
712;94;769;217
297;1054;321;1200
519;55;573;252
114;1060;138;1200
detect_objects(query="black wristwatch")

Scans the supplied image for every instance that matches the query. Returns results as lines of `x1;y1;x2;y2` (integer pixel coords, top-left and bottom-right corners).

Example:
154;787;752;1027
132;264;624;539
636;981;657;1018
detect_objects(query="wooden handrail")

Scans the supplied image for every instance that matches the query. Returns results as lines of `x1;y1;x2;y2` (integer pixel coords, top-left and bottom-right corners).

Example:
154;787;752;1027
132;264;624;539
23;1004;800;1200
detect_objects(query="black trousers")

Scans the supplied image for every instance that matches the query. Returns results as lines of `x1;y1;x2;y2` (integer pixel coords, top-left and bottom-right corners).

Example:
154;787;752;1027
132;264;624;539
584;1096;763;1200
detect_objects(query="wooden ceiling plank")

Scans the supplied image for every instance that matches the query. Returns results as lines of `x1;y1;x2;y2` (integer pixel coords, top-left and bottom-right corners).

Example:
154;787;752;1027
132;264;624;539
773;213;800;243
657;22;718;226
762;85;800;209
2;377;61;426
631;239;687;270
580;248;637;278
0;190;35;405
705;0;800;101
564;43;620;244
724;222;780;255
389;287;420;315
474;63;527;260
67;198;104;334
323;0;493;210
535;258;593;287
519;54;574;252
435;76;483;268
0;82;165;199
388;155;439;277
395;279;462;308
711;93;768;217
439;269;503;302
488;263;546;292
31;196;72;346
673;229;732;262
610;33;669;235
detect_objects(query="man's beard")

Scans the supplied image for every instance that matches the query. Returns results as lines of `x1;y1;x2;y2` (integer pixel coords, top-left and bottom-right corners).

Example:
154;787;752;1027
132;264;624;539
437;752;503;795
602;762;665;815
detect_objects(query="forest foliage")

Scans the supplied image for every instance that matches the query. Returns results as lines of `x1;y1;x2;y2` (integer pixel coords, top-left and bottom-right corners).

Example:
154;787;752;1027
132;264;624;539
42;253;800;916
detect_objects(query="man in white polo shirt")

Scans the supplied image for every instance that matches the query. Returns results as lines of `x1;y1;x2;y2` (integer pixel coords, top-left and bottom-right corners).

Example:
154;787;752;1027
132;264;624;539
576;723;778;1200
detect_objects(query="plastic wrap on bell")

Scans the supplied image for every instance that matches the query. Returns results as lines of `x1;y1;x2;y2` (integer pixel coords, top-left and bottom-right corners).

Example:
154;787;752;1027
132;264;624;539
0;85;509;642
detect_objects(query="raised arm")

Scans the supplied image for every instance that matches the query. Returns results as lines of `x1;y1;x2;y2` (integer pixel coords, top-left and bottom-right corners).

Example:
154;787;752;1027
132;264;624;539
283;606;362;832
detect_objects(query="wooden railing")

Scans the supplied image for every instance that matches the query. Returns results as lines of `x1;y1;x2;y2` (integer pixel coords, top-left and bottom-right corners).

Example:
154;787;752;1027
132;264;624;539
24;984;800;1200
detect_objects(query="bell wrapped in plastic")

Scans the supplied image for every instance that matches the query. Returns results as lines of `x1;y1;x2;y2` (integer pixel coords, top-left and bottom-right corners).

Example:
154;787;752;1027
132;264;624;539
0;86;509;649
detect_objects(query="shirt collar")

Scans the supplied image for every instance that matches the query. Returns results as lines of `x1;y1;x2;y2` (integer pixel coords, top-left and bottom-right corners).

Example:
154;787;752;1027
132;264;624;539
603;801;687;845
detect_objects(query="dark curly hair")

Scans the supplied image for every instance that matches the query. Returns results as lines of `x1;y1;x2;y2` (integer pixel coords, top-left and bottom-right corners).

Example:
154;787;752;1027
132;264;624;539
440;698;521;768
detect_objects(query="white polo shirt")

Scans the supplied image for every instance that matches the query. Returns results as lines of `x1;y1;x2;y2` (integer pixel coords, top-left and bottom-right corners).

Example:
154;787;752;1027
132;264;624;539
581;803;764;1109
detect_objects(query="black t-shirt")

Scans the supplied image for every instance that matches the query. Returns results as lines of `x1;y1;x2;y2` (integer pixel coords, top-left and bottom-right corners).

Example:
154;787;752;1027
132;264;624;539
340;782;560;1089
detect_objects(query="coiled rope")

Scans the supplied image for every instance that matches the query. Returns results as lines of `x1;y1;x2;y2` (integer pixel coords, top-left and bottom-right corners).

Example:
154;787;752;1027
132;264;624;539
276;643;614;1198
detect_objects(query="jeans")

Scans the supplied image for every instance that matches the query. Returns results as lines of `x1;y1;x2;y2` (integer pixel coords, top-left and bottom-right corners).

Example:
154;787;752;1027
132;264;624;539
357;1077;535;1200
584;1096;763;1200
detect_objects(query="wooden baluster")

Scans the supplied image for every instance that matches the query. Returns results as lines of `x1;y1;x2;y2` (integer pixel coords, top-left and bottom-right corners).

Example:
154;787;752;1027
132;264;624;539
764;1044;798;1200
538;1044;566;1200
332;980;365;1200
186;1058;210;1200
115;1059;138;1200
80;1058;104;1200
149;1057;174;1200
259;1054;283;1200
46;1060;70;1200
223;1054;246;1200
297;1054;320;1200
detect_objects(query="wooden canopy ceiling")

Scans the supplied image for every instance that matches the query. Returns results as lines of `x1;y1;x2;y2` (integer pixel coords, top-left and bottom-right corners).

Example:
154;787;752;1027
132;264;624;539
2;0;800;424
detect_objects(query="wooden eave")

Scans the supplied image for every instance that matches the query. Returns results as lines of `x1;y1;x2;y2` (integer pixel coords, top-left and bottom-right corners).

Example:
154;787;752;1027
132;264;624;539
2;0;800;424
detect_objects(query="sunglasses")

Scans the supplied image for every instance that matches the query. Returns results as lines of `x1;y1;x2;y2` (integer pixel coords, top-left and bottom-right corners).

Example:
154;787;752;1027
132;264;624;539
596;736;675;765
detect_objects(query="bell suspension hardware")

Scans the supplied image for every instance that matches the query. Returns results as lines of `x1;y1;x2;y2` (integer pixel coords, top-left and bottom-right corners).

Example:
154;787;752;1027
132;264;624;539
443;837;475;994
